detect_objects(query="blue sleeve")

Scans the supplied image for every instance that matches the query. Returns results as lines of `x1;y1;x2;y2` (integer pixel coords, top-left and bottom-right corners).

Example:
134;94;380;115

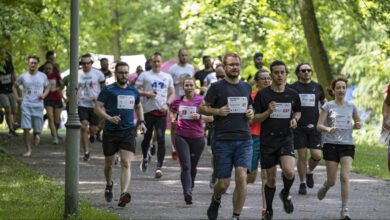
135;89;140;105
204;83;217;105
98;87;108;103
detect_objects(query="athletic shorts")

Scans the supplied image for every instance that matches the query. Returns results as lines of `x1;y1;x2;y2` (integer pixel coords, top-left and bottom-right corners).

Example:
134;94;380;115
250;135;261;171
44;100;63;108
102;128;137;156
260;136;295;169
0;93;17;108
323;143;355;162
21;104;44;134
78;106;99;126
294;127;322;150
213;139;253;179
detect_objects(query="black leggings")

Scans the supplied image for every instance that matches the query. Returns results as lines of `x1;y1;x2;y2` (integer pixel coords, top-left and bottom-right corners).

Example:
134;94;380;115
175;134;205;196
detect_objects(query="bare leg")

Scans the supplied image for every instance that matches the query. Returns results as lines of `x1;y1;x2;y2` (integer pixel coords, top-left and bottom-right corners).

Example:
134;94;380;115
233;167;248;214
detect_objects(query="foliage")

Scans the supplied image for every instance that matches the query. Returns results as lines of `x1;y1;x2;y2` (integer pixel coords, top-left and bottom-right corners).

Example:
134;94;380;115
353;143;390;180
0;152;118;220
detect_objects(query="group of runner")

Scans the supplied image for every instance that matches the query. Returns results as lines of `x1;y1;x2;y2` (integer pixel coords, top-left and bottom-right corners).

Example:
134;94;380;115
0;47;364;220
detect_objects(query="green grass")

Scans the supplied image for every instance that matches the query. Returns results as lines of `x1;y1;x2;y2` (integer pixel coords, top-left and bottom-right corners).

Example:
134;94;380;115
0;153;119;220
353;144;390;180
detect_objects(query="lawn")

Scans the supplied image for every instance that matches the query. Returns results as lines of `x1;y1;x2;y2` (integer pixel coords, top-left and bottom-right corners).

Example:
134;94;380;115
353;143;390;180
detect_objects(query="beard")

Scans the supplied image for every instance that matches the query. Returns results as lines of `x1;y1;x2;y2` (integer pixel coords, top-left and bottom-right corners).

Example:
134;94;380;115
255;62;264;70
226;71;239;79
117;78;128;85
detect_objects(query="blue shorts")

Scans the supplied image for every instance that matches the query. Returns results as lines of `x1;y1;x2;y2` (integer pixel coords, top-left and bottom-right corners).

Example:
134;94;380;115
250;136;261;171
213;139;253;179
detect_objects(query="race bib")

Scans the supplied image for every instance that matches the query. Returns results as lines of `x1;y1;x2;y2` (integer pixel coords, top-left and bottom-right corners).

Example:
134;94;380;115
270;103;291;119
334;115;352;129
117;95;135;109
299;94;315;107
1;74;11;84
228;97;248;113
27;87;42;96
178;105;197;120
49;79;57;89
155;90;167;107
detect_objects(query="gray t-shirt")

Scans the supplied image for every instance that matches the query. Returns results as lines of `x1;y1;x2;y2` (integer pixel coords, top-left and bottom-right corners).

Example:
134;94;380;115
321;100;357;145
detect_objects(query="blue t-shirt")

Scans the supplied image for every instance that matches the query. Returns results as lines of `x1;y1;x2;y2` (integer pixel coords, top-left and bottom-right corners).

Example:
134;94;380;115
97;83;140;131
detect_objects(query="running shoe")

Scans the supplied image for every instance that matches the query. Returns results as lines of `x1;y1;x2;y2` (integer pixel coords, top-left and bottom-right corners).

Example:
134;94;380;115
52;137;59;145
317;184;329;200
340;207;351;220
306;173;314;188
262;210;273;220
171;151;178;160
140;159;148;173
207;196;221;220
104;181;113;202
83;153;90;161
298;183;307;195
184;194;192;205
232;216;239;220
279;190;294;214
155;169;163;178
118;192;131;207
89;135;95;143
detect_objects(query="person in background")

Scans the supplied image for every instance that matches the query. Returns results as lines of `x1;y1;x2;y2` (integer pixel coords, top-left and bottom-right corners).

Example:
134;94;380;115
195;55;214;95
382;83;390;171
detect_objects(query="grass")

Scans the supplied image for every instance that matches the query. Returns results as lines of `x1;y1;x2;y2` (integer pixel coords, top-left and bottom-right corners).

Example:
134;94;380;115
0;152;119;220
353;144;390;180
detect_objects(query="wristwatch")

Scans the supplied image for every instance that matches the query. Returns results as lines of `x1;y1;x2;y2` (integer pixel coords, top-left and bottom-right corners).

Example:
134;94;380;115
137;120;146;126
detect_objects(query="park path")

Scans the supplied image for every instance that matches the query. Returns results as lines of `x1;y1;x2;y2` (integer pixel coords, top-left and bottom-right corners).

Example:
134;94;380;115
2;132;390;219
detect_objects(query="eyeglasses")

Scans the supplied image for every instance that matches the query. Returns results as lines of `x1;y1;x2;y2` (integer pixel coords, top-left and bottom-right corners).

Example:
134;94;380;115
225;63;240;67
300;69;312;73
259;77;271;81
117;71;129;74
80;62;92;65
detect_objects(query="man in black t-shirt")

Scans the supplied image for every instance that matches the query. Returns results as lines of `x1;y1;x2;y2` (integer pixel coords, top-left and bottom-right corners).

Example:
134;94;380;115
253;60;301;220
200;52;254;220
291;62;327;195
194;55;214;95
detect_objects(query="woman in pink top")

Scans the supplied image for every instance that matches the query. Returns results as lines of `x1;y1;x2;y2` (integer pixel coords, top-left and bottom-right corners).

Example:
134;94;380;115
170;77;212;205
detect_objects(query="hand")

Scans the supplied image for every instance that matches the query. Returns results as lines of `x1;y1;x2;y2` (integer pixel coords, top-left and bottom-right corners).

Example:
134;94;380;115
267;101;276;114
147;91;157;99
217;105;230;116
50;87;56;92
246;109;254;120
159;103;169;113
38;95;45;100
327;127;337;133
108;115;121;124
191;112;201;120
290;118;297;129
92;96;97;102
138;123;147;134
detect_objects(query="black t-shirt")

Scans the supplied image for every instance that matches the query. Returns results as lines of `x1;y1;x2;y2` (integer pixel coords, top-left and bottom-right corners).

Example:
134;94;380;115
254;86;301;144
291;81;325;126
0;60;14;93
204;79;252;140
195;69;213;87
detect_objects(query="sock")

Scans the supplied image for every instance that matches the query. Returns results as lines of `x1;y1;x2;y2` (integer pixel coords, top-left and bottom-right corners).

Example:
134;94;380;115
341;202;348;209
307;170;313;174
301;181;306;184
264;185;275;212
213;195;221;201
232;213;240;217
282;173;295;195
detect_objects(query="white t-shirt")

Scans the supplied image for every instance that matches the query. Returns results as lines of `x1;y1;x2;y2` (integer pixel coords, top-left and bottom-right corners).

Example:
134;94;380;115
15;71;49;107
78;68;105;108
168;63;195;96
204;72;218;86
135;70;174;113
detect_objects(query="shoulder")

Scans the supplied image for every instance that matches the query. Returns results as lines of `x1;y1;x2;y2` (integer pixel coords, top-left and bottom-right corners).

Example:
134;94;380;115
286;86;299;95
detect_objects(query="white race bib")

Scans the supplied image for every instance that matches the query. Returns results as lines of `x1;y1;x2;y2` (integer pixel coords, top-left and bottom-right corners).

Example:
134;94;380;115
228;97;248;113
49;79;57;89
334;115;352;129
117;95;135;109
1;75;11;84
299;94;315;107
270;103;291;119
178;105;197;120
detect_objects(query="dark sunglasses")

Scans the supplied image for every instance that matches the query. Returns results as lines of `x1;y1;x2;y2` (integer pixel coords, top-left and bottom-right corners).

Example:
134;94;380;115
259;77;271;81
80;62;92;65
300;69;312;73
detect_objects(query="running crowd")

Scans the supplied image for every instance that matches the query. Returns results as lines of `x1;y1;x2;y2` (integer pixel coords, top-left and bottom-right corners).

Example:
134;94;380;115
1;47;379;220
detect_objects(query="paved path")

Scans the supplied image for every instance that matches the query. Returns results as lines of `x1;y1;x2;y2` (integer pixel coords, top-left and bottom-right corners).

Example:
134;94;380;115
2;132;390;219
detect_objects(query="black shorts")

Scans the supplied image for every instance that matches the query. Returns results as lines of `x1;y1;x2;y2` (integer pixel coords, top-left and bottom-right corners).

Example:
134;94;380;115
102;128;137;156
294;127;322;150
44;100;63;108
78;106;99;126
323;143;355;162
260;136;295;169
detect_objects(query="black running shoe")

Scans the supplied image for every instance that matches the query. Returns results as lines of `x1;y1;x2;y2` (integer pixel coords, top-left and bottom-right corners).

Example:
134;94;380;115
298;183;307;195
118;192;131;207
306;173;314;188
89;135;95;143
184;194;192;205
104;181;113;202
262;210;273;220
279;190;294;214
83;153;90;161
207;196;221;220
140;159;148;173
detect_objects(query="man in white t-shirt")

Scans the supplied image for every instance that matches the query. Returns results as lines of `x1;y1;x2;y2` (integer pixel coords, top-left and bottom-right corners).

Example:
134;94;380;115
136;52;175;178
77;53;106;161
13;55;49;157
168;48;195;160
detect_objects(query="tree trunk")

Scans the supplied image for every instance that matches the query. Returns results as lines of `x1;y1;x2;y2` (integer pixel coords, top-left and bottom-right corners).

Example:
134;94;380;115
111;0;121;61
298;0;332;90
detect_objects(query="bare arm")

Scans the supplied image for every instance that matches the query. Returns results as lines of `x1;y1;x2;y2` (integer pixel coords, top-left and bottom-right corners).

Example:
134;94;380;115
94;101;121;124
290;111;301;128
317;109;336;133
12;83;22;101
199;100;229;116
353;110;362;129
41;85;50;99
252;101;276;123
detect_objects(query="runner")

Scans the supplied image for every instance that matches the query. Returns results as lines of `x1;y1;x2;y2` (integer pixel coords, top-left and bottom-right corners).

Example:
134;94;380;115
95;61;146;207
252;60;301;220
200;52;253;220
170;77;212;205
381;83;390;171
316;77;361;220
291;62;327;194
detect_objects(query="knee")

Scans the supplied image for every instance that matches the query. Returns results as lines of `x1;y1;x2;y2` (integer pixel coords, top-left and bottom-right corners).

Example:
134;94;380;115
283;169;295;179
81;122;89;131
120;160;131;169
340;173;349;184
311;152;322;161
326;179;336;187
217;179;230;190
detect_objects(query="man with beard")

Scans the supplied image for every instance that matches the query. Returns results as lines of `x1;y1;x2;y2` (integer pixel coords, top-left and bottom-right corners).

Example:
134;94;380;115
242;52;265;86
252;60;301;220
194;55;214;94
200;52;253;220
95;61;146;207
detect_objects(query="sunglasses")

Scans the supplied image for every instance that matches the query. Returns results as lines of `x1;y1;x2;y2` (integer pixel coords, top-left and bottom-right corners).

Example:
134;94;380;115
300;69;312;73
259;77;271;81
80;62;92;65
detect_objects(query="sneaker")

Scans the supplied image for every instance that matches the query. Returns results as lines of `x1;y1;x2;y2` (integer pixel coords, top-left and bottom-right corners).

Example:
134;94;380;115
207;196;221;220
184;194;192;205
298;183;307;195
140;159;148;173
118;192;131;207
262;210;273;220
306;173;314;188
340;208;351;220
52;137;59;145
171;151;178;160
57;134;63;140
209;179;215;191
114;154;120;166
155;169;163;178
104;181;113;202
232;216;240;220
83;153;90;161
317;185;329;200
9;129;18;137
89;135;95;143
150;144;156;156
279;190;294;214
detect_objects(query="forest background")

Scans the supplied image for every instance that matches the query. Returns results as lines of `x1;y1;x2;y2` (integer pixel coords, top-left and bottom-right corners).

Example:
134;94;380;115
1;0;389;145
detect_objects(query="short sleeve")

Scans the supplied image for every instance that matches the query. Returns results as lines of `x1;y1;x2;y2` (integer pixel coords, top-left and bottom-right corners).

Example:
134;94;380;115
43;74;49;86
253;91;263;114
134;89;140;105
135;72;144;86
321;102;330;112
167;74;174;88
97;87;108;103
319;85;326;101
204;82;217;105
292;92;301;112
15;75;23;86
99;71;105;83
170;98;181;113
